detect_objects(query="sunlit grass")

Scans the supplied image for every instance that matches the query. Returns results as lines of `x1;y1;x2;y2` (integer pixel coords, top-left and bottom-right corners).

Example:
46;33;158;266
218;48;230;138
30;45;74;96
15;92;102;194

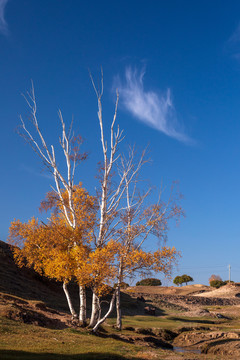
0;316;170;360
107;314;219;331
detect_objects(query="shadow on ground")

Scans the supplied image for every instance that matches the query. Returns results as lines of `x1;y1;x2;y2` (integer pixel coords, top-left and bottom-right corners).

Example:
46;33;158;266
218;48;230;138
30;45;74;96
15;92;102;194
0;350;145;360
168;317;215;324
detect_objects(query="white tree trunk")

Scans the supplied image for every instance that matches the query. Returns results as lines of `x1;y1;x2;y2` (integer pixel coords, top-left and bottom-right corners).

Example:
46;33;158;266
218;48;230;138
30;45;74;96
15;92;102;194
79;285;87;326
116;285;122;330
89;292;100;328
92;290;116;333
63;282;77;319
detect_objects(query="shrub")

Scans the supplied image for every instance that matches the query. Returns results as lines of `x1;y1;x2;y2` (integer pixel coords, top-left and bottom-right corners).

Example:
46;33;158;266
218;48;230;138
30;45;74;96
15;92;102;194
209;274;222;284
114;282;129;289
209;280;225;288
136;278;162;286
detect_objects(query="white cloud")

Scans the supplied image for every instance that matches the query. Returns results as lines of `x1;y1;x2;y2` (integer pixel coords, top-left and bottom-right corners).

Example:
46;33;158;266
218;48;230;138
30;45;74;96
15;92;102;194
116;67;190;143
0;0;9;35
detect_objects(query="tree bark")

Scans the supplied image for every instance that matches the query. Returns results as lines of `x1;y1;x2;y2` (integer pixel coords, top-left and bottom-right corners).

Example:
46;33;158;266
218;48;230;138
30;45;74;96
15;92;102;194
79;285;87;326
89;292;100;328
116;285;122;330
92;290;116;333
63;282;77;319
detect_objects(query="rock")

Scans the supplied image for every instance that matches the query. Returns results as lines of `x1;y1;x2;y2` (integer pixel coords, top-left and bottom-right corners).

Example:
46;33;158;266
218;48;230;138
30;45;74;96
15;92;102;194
135;327;154;335
123;326;135;331
34;302;47;310
144;306;156;315
137;296;146;302
202;339;240;356
228;332;240;339
153;328;177;341
143;336;173;349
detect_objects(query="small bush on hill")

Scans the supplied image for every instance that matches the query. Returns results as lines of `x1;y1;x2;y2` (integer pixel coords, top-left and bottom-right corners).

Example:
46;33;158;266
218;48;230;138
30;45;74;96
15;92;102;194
136;278;162;286
209;280;225;288
209;274;222;283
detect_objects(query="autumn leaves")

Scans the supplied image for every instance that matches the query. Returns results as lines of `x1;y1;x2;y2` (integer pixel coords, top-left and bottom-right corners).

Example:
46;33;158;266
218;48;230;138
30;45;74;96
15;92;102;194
9;78;183;332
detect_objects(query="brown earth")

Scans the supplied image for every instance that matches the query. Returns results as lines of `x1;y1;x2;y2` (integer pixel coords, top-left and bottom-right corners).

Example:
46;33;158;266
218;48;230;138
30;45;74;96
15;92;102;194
195;282;240;298
128;284;213;296
127;289;240;310
0;292;74;329
125;285;240;357
0;240;80;312
129;282;240;300
173;330;240;357
2;239;240;358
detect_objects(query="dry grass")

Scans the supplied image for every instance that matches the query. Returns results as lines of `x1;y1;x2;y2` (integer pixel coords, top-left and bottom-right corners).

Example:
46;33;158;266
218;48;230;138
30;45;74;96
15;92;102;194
196;283;240;298
126;284;212;296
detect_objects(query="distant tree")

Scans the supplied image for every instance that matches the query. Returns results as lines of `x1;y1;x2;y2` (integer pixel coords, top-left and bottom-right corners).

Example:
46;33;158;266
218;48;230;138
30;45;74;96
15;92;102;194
173;274;193;286
136;278;162;286
114;282;129;289
210;280;225;288
181;274;193;285
173;275;183;286
209;274;222;284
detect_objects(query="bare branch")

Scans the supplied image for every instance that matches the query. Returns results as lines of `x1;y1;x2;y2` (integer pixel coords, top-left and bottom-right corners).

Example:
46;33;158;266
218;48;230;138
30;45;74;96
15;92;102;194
19;82;86;230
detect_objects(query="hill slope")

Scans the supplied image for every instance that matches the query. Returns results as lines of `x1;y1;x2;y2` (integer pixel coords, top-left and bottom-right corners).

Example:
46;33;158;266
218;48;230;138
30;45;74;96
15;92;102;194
196;283;240;298
0;240;78;311
0;240;145;317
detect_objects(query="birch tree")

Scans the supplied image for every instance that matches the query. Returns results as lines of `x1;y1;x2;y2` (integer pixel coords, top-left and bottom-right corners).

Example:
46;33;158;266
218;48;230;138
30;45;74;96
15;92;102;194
90;147;182;332
112;149;183;330
89;74;129;328
9;184;96;323
17;83;89;324
87;73;184;332
13;77;183;333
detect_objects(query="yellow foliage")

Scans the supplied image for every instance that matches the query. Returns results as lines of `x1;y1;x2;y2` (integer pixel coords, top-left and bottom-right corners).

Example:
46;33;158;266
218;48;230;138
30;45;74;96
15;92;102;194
9;181;182;297
8;183;97;284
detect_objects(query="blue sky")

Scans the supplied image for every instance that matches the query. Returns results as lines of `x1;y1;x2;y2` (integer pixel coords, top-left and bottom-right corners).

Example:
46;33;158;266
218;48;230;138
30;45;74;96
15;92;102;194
1;0;240;285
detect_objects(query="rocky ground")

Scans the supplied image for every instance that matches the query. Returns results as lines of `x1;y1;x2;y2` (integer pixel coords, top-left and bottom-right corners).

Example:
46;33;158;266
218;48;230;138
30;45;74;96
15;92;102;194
126;284;240;358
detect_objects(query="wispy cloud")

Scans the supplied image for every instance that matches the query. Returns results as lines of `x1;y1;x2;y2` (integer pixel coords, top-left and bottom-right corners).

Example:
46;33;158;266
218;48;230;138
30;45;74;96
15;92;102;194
115;67;190;143
20;164;53;180
225;23;240;61
0;0;9;35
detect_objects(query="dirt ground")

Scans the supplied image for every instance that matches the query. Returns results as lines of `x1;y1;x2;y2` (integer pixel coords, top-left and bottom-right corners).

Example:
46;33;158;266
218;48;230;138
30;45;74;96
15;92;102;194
1;241;240;359
0;292;74;329
2;285;240;359
128;284;213;296
125;283;240;358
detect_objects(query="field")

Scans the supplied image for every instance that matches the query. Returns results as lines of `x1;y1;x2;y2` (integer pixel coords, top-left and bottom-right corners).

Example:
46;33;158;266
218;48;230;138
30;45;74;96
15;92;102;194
1;240;240;360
